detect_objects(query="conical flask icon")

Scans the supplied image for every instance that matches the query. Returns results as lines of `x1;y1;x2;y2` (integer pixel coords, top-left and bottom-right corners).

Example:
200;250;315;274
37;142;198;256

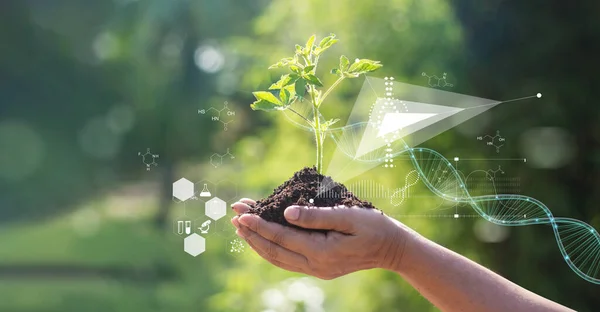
200;184;212;197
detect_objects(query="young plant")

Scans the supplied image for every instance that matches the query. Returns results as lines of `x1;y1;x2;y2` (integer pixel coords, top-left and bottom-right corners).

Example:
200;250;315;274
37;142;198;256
250;34;382;173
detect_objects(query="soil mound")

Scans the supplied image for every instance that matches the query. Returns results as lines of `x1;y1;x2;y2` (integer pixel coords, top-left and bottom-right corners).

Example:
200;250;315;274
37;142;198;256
249;167;375;231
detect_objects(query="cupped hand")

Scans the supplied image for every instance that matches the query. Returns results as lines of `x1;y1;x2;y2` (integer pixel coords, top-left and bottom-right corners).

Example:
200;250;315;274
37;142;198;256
230;198;408;280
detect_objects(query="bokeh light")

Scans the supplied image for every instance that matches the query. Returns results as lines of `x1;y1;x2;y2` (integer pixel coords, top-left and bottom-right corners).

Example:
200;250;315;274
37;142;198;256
474;219;510;243
520;127;575;169
93;32;120;60
78;116;122;160
194;44;225;73
260;277;325;312
106;104;136;135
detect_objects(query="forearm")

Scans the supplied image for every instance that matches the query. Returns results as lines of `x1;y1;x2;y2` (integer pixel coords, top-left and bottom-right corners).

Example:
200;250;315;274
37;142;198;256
386;222;573;312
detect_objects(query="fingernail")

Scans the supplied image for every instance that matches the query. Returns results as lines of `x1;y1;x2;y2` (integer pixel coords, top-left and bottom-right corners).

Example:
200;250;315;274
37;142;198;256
236;229;247;238
284;207;300;220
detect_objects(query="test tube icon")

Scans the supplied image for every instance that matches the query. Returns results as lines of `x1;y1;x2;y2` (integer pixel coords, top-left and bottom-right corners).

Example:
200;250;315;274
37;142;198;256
177;221;184;234
185;221;192;235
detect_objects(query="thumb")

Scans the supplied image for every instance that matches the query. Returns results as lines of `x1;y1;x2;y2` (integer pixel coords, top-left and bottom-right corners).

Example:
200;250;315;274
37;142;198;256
284;205;358;233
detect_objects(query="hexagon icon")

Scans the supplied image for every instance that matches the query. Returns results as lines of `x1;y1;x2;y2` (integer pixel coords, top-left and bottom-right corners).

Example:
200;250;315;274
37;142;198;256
194;180;217;203
173;178;194;201
184;233;206;257
194;217;218;237
205;197;226;220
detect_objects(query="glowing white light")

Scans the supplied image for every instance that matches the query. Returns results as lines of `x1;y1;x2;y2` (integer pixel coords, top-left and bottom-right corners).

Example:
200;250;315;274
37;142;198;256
194;45;224;73
93;32;119;60
474;219;510;243
261;288;287;309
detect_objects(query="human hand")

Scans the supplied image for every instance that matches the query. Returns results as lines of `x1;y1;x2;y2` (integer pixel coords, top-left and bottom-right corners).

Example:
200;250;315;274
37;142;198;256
230;198;409;280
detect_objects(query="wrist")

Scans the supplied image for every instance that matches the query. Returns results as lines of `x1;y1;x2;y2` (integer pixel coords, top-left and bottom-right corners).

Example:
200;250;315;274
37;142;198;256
377;219;418;273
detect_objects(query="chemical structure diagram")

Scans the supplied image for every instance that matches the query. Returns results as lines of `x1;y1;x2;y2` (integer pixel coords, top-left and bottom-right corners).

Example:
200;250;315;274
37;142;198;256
486;165;505;180
138;148;159;171
210;148;235;168
422;72;454;88
230;238;245;253
477;130;506;153
198;101;236;131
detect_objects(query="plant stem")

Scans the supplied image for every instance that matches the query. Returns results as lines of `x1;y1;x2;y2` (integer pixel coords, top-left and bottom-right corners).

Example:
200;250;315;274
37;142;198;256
315;118;323;173
310;86;323;173
320;76;345;104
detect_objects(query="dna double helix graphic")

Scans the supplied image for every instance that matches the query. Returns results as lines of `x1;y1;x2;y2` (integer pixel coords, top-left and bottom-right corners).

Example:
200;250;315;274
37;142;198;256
404;146;600;285
390;170;420;206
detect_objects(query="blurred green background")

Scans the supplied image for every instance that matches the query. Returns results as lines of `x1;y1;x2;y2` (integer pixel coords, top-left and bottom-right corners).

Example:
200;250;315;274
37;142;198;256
1;0;599;311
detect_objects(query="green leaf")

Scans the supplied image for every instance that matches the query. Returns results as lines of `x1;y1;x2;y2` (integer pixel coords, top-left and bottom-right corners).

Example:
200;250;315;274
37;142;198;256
323;38;338;49
304;65;315;73
347;59;383;76
295;78;307;98
252;91;281;105
250;99;281;111
295;44;303;54
268;62;283;70
318;34;335;48
268;57;295;69
269;74;290;90
330;68;340;75
280;88;290;104
283;79;297;91
289;65;301;73
315;34;338;56
269;74;299;90
304;74;323;87
305;35;316;53
339;55;350;72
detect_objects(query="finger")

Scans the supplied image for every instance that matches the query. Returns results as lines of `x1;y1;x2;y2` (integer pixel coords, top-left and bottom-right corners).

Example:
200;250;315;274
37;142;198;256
237;213;322;254
231;215;241;229
242;234;306;274
231;202;251;215
284;205;360;234
238;224;309;270
239;198;256;206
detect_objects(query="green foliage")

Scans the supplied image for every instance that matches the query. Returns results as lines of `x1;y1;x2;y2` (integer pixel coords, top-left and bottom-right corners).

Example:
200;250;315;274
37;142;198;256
250;33;382;173
250;91;284;111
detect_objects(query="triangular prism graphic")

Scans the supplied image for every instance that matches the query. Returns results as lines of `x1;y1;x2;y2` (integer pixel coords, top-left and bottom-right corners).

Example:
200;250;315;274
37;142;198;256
356;98;466;158
323;77;501;185
377;113;437;137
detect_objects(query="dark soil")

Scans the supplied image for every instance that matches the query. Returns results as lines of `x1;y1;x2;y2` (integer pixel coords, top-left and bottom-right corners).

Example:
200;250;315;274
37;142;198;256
248;167;376;231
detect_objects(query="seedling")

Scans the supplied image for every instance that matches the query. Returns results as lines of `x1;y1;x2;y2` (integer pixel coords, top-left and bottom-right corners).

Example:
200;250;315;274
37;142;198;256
250;34;382;173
